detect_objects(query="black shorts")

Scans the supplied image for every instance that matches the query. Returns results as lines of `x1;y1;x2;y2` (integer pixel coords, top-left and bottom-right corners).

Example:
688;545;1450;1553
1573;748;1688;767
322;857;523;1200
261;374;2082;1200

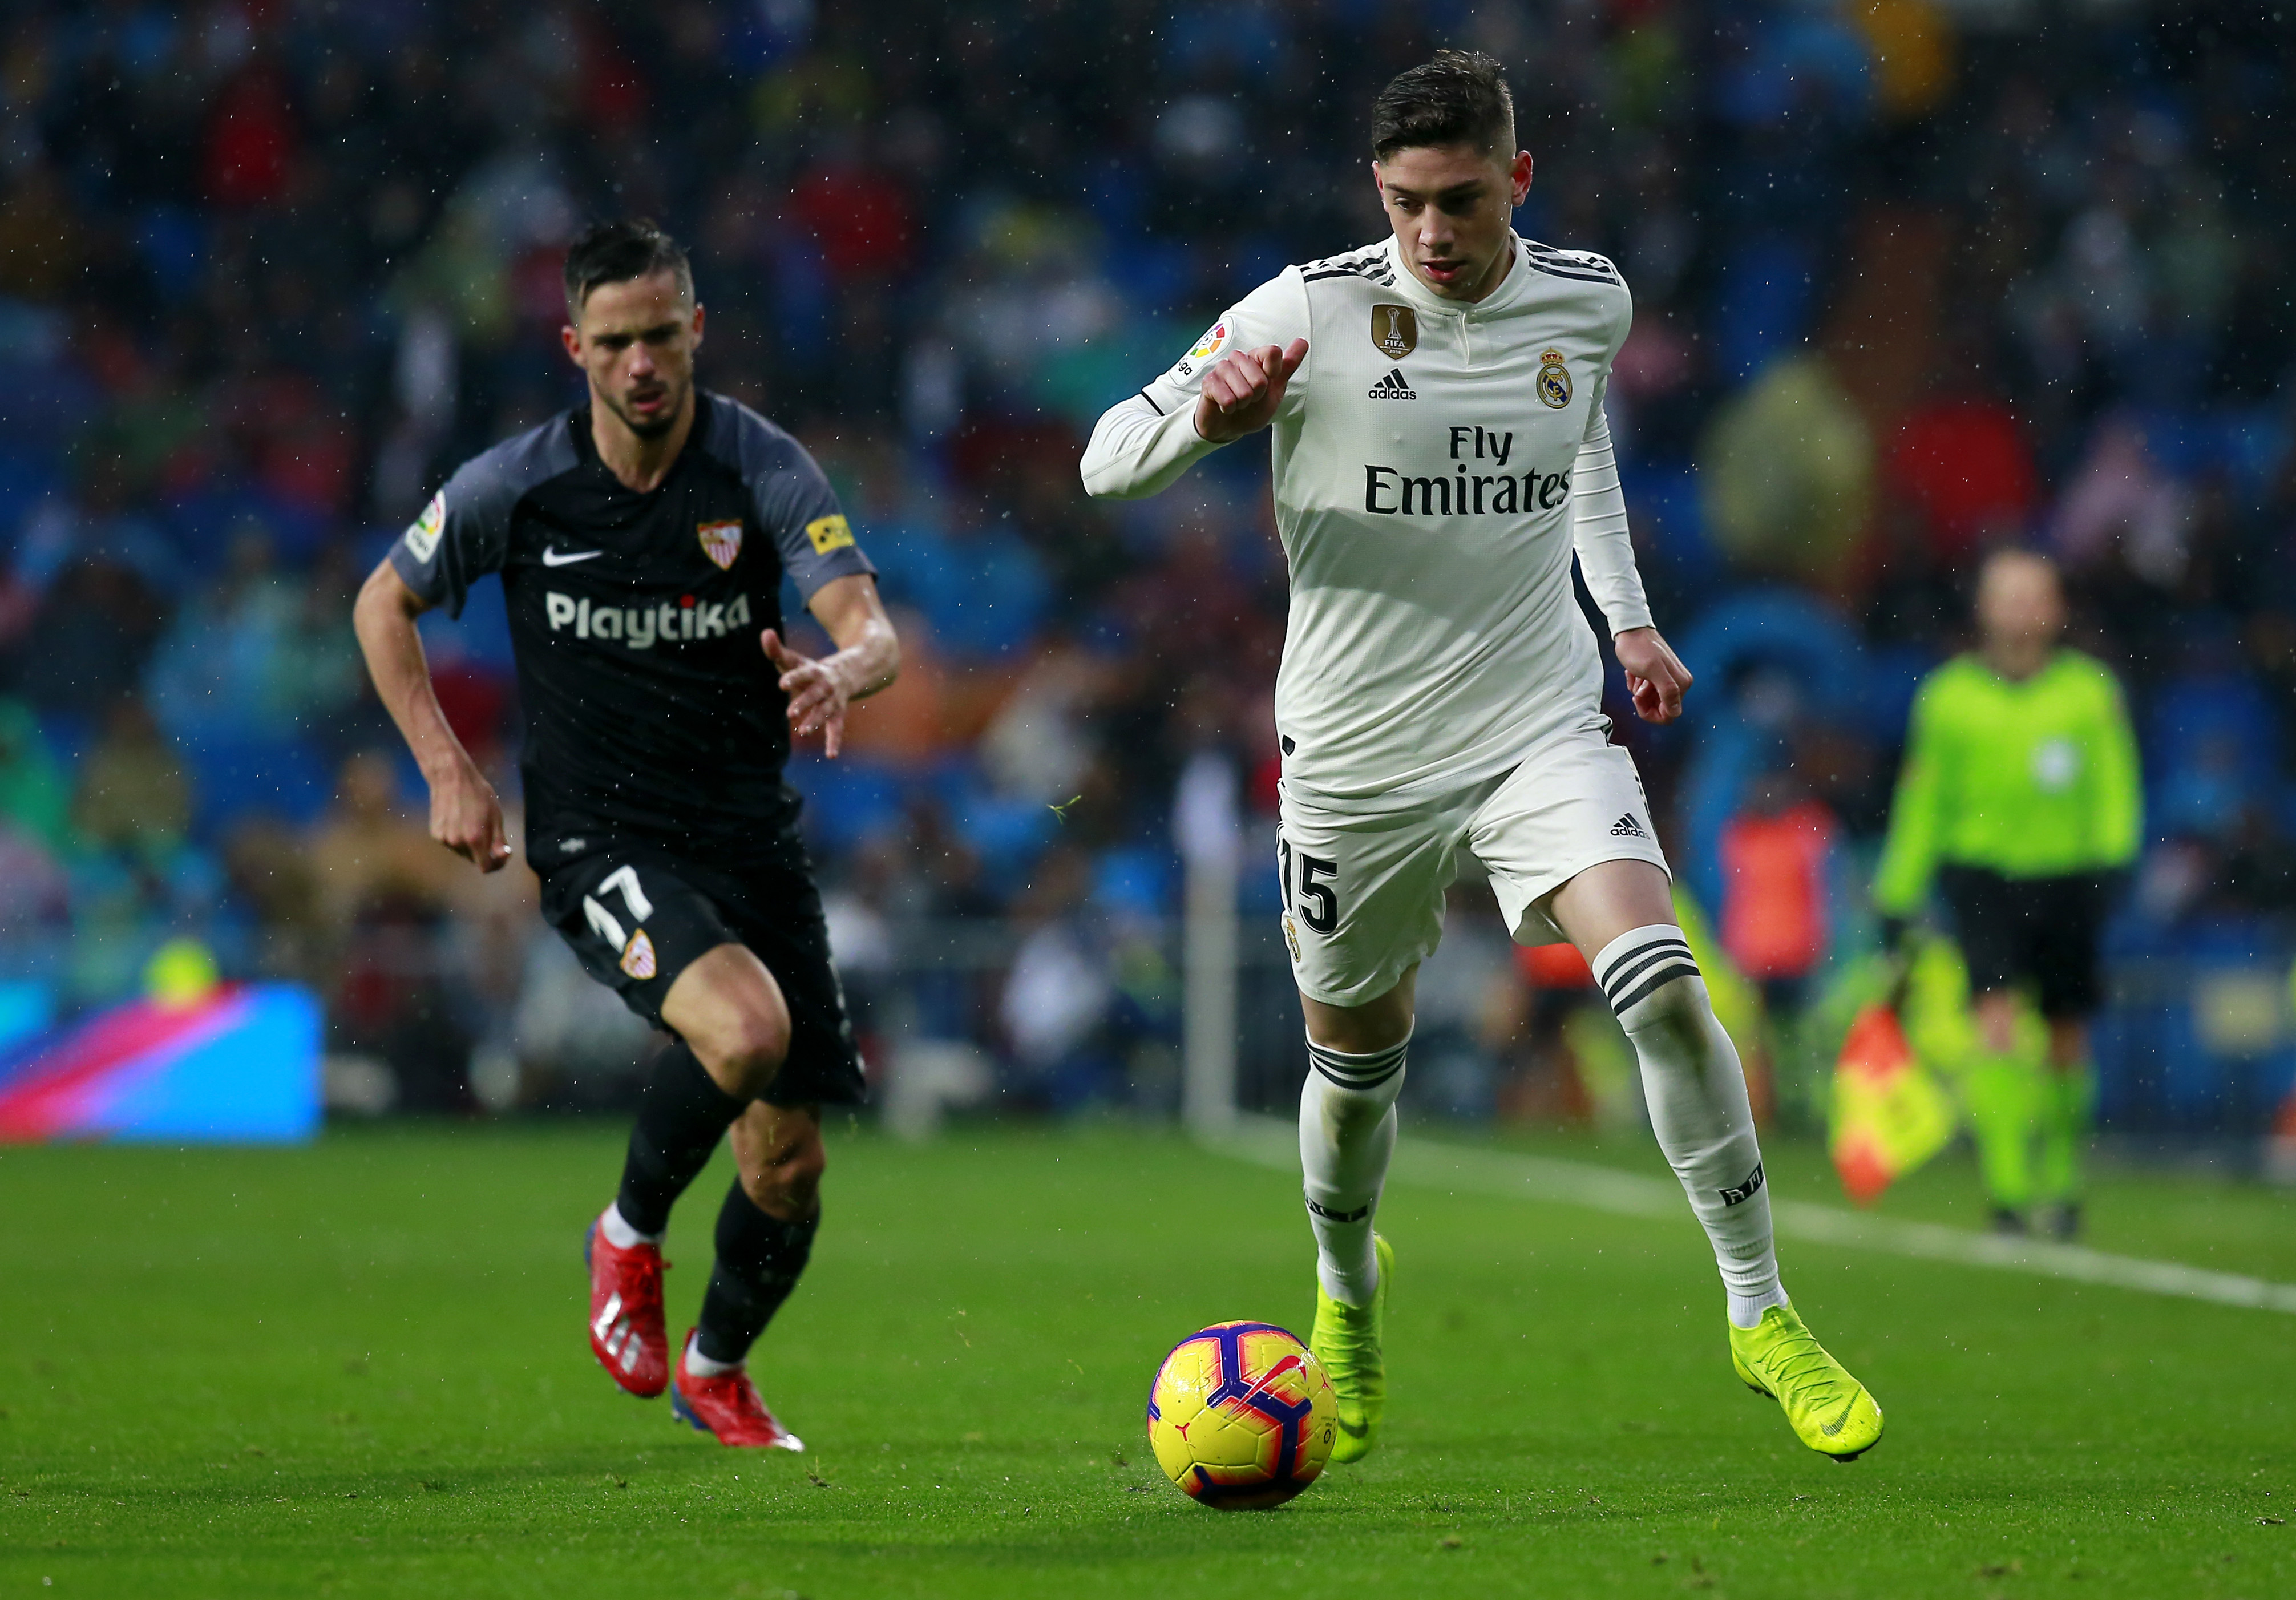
536;834;865;1107
1936;865;2109;1020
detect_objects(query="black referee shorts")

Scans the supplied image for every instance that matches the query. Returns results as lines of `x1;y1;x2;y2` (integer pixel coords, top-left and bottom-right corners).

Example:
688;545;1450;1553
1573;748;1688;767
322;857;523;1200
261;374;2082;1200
536;833;865;1108
1935;864;2111;1020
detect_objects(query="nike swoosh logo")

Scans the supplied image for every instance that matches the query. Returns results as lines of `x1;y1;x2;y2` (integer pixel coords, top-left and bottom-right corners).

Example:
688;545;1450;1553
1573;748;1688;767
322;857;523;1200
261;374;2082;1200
1339;1420;1369;1438
1820;1392;1860;1437
543;547;605;567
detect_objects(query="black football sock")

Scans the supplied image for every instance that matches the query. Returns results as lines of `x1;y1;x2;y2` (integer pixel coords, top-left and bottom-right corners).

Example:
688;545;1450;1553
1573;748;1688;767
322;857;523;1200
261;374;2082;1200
615;1044;749;1238
693;1179;819;1367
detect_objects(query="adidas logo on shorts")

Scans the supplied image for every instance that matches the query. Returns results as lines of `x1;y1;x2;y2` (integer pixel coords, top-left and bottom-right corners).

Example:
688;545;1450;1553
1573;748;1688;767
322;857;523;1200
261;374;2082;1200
1367;367;1417;400
1610;814;1647;838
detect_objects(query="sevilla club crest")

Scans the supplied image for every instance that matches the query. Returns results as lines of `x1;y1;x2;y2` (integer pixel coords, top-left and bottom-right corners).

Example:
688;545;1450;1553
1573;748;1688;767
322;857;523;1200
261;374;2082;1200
619;927;657;980
698;519;743;570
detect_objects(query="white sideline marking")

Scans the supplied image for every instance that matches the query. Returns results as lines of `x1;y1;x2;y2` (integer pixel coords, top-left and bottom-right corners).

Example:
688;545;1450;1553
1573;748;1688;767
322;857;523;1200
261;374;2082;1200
1212;1114;2296;1316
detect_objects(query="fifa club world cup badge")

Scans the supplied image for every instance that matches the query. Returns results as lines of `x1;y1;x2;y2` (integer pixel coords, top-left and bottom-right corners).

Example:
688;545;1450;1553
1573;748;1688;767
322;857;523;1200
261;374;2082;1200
1537;348;1573;409
697;519;743;570
1370;304;1417;359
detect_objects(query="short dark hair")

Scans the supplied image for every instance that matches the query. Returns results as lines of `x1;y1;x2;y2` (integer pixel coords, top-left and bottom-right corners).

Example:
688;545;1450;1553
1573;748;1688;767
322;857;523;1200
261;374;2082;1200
1370;50;1516;162
562;218;693;324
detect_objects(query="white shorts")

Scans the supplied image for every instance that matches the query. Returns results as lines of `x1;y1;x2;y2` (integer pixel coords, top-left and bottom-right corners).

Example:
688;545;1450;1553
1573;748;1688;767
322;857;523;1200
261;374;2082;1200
1275;721;1670;1007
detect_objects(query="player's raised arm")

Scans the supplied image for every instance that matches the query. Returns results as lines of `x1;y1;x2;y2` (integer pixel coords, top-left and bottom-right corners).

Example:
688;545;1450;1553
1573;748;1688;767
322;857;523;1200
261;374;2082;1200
762;573;899;761
352;560;512;871
737;413;892;763
1080;272;1312;500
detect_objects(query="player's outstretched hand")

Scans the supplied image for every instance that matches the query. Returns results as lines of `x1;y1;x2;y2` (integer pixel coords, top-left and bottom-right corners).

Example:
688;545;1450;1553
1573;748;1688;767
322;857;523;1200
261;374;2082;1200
1615;625;1693;725
429;756;513;872
762;629;853;760
1195;338;1308;444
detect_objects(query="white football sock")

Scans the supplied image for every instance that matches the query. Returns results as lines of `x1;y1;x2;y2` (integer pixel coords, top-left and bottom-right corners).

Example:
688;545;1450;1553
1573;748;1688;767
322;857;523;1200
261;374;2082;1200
600;1202;662;1250
682;1330;741;1377
1591;925;1788;1330
1299;1029;1409;1307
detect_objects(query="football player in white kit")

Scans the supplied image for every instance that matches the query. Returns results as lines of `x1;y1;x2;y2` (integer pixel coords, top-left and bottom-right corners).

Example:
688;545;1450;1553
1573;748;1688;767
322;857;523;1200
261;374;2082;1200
1082;51;1882;1465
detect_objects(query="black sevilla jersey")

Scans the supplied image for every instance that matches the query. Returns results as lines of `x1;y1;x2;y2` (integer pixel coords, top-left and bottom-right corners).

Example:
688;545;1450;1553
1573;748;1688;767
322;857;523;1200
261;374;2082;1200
388;391;876;862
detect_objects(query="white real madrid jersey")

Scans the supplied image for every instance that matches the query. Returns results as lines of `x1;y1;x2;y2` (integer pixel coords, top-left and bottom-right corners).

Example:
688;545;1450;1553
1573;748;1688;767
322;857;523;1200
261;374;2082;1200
1081;234;1653;813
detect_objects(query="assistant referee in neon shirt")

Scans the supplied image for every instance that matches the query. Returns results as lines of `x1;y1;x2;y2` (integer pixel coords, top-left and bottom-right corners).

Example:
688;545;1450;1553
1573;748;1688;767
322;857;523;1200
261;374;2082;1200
1873;548;2143;1238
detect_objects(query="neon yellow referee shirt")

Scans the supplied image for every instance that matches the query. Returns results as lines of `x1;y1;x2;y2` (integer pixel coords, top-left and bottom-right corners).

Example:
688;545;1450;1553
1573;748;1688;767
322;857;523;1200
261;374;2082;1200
1873;649;2143;913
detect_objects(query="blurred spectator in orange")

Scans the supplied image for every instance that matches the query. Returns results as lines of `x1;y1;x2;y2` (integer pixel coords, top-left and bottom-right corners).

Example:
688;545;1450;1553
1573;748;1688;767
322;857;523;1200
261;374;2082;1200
306;750;458;933
1717;768;1839;1019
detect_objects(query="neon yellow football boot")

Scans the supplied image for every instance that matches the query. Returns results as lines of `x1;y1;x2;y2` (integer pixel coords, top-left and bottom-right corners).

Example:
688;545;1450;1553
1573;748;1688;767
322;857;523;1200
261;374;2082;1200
1311;1233;1392;1465
1728;1303;1884;1461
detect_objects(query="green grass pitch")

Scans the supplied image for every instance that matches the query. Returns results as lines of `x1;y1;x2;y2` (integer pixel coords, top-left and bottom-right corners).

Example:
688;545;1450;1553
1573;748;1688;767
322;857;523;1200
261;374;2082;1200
3;1120;2291;1598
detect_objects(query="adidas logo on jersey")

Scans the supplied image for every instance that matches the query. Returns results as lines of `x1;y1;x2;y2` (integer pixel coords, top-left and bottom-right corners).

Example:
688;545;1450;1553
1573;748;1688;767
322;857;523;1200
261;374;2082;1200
1367;368;1417;400
1610;814;1647;838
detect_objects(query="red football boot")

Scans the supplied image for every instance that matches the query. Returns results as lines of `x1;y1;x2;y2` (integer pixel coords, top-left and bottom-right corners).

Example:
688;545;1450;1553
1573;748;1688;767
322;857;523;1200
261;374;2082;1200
585;1210;669;1398
669;1331;805;1450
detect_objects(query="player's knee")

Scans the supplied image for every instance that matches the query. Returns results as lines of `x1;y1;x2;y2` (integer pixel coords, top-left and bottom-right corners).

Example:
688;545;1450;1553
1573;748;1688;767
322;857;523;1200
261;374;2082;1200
740;1129;824;1218
707;1004;792;1099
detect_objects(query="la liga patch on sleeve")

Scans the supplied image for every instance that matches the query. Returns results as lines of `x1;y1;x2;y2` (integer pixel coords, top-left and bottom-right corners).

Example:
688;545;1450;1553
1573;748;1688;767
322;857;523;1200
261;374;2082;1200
1167;320;1228;382
404;492;445;563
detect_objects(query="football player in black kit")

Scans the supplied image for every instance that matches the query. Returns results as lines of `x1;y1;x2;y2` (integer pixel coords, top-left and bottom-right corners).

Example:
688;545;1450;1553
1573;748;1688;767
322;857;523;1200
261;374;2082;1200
353;220;899;1449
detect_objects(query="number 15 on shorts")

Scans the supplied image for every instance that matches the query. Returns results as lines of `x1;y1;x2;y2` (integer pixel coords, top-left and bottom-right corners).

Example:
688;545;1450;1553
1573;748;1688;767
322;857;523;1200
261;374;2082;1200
1278;835;1339;963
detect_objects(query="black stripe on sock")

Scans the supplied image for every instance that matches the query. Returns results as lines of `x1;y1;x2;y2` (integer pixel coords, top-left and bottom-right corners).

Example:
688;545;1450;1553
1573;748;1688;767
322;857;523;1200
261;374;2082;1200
1611;960;1703;1019
1305;1194;1373;1223
1312;1061;1403;1089
1307;1039;1407;1088
1595;935;1692;988
1309;1060;1406;1088
1598;939;1695;1004
1306;1040;1408;1068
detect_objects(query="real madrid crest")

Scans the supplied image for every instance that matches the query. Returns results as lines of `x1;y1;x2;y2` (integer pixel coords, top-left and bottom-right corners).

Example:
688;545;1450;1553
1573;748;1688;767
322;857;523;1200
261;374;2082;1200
1370;304;1417;360
1536;348;1572;409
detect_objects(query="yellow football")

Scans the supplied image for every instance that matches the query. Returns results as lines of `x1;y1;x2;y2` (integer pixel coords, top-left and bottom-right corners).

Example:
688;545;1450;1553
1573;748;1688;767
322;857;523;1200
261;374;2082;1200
1145;1320;1337;1509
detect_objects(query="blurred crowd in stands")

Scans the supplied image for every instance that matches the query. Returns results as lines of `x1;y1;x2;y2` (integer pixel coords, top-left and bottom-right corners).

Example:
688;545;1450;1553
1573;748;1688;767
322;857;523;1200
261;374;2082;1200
0;0;2290;1132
